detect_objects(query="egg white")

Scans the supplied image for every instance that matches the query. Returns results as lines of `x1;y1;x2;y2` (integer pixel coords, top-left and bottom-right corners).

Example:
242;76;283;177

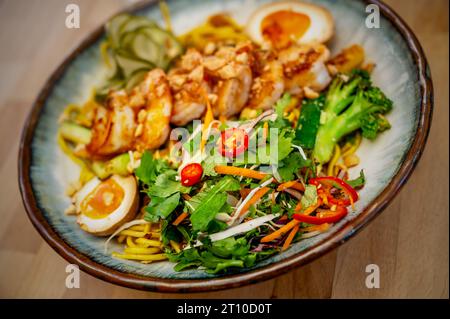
76;175;139;236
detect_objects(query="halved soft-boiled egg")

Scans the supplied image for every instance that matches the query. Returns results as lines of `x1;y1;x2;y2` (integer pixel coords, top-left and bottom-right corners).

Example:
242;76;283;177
246;1;334;48
75;175;139;236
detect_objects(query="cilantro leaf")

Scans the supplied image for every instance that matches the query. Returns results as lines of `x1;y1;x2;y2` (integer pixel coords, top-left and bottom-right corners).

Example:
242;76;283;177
147;170;190;197
295;96;324;149
135;151;170;185
278;152;311;181
275;93;292;117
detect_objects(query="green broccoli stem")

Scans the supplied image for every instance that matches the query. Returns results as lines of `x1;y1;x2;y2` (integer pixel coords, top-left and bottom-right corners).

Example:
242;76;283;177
314;96;386;163
313;114;360;164
325;76;362;114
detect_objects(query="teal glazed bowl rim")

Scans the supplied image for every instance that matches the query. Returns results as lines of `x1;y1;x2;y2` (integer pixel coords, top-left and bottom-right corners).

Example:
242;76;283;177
18;0;433;293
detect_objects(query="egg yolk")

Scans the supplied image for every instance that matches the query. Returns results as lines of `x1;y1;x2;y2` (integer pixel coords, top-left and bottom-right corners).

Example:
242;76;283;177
261;10;311;48
81;178;124;219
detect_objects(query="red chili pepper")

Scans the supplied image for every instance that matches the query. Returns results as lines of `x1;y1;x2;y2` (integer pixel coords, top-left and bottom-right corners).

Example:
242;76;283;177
293;205;348;225
218;128;249;158
309;176;358;206
180;163;203;187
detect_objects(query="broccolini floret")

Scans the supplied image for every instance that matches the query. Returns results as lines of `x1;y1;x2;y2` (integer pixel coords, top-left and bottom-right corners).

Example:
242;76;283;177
313;70;393;164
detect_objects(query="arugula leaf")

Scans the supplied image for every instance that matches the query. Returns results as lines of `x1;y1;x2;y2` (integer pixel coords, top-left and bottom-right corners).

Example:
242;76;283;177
206;219;228;234
144;192;180;222
170;241;277;273
189;177;240;231
160;219;183;245
191;193;227;231
209;237;249;258
346;170;365;188
206;258;244;274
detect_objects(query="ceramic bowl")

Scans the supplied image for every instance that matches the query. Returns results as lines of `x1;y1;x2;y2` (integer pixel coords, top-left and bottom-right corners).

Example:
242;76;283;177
19;0;433;292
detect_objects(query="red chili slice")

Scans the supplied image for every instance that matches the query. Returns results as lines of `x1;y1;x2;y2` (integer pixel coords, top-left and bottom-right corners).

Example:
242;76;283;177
218;128;249;158
293;205;348;225
180;163;203;187
309;176;358;206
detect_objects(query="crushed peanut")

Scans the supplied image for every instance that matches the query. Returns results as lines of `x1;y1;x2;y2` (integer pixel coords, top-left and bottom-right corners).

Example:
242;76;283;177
134;123;144;137
304;86;320;99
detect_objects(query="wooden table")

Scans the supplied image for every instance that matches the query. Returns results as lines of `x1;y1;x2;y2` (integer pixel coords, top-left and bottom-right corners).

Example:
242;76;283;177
0;0;448;298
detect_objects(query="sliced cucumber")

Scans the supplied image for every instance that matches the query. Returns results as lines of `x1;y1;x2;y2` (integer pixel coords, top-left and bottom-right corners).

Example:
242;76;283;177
60;122;92;145
131;33;161;66
126;69;148;91
142;27;184;60
119;31;138;51
91;153;131;179
115;50;153;78
118;16;157;39
103;46;119;79
95;78;125;101
101;14;184;94
106;14;132;48
91;161;109;179
108;153;131;176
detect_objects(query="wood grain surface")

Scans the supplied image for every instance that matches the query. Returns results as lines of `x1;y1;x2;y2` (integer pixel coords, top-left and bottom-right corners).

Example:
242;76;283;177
0;0;448;298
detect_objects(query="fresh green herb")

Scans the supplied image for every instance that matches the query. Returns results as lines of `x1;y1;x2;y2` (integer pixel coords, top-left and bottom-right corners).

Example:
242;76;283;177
147;170;190;197
300;185;318;209
144;192;180;222
135;151;169;185
189;176;240;231
278;151;312;181
346;170;366;188
295;95;324;149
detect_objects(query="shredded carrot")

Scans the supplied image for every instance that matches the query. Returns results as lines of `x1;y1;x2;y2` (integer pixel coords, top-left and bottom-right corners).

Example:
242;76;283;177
201;91;214;152
277;180;305;192
294;197;323;214
240;188;252;199
214;165;267;180
282;224;299;251
182;194;192;200
319;192;329;206
262;198;323;243
261;219;300;243
263;122;269;140
302;223;330;233
172;212;189;226
239;187;270;217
